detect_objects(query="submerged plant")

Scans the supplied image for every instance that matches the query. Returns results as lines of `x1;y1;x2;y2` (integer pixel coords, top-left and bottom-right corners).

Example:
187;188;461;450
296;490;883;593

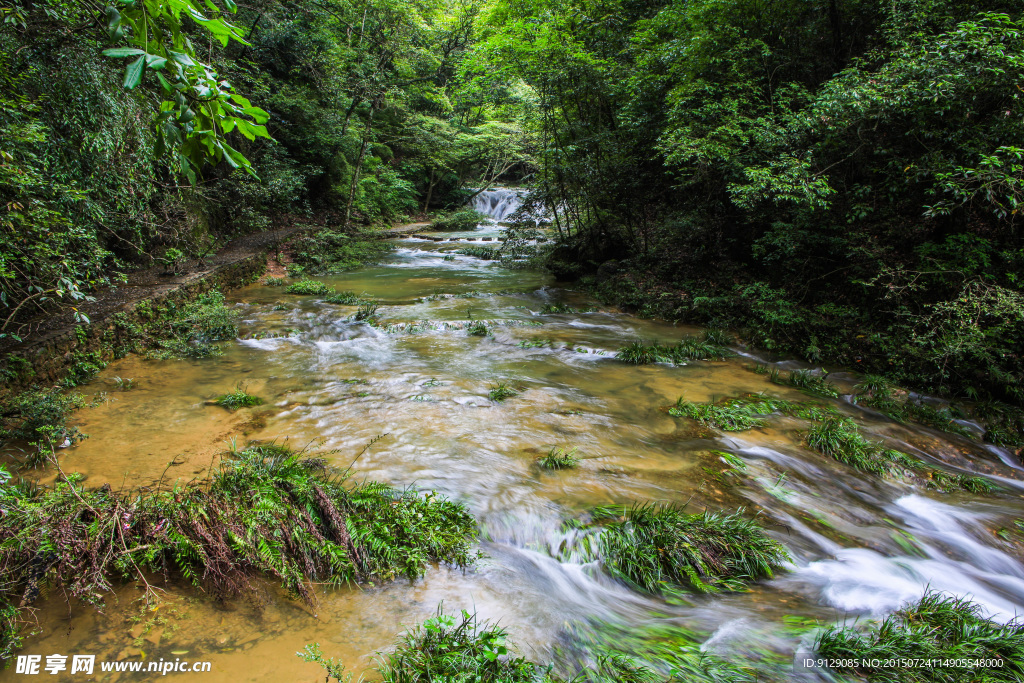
587;504;789;594
286;279;333;296
815;591;1024;682
538;446;580;470
488;382;518;401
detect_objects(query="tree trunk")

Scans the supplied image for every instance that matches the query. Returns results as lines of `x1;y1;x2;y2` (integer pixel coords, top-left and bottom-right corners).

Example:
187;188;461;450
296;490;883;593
344;106;375;229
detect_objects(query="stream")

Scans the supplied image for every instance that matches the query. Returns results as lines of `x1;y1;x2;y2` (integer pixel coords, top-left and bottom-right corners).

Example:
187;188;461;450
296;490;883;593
5;207;1024;681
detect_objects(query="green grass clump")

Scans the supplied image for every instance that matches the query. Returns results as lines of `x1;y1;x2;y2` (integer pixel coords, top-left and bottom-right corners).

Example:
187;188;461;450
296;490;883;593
377;609;549;683
467;320;488;336
264;276;287;286
286;279;333;296
518;338;553;348
669;394;838;431
815;591;1024;682
354;302;379;322
617;331;731;365
853;376;971;438
540;303;578;314
457;246;501;260
758;367;840;398
588;504;789;594
324;291;365;305
0;446;476;655
805;417;996;492
213;388;264;410
538;446;580;469
430;207;486;231
488;382;518;401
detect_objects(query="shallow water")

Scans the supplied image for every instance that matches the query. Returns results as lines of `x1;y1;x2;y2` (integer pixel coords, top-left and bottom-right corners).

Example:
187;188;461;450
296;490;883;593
5;228;1024;681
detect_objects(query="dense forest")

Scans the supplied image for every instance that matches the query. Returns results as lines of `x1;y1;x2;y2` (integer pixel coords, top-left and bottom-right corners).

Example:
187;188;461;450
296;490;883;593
3;0;1023;415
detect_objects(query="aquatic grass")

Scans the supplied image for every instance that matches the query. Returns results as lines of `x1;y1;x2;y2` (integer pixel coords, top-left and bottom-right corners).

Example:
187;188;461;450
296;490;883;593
540;303;590;314
263;276;287;286
488;382;518;402
782;369;839;398
669;394;838;431
324;291;366;305
805;418;996;492
0;387;89;463
286;279;333;296
456;246;501;260
538;446;580;470
587;504;789;594
856;394;972;438
0;446;477;655
616;331;731;365
815;591;1024;682
467;320;489;336
354;302;379;322
376;609;549;683
518;339;554;348
212;386;264;410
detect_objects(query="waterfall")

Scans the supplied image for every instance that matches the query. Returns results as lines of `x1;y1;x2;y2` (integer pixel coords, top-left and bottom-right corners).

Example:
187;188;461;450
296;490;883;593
470;188;524;221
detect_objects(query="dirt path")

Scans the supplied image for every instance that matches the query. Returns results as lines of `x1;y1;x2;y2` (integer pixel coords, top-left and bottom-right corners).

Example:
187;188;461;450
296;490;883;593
1;227;300;393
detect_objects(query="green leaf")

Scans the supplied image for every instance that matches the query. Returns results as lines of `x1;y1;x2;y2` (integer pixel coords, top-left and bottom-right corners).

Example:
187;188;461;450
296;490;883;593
145;55;168;70
102;47;145;58
123;55;145;89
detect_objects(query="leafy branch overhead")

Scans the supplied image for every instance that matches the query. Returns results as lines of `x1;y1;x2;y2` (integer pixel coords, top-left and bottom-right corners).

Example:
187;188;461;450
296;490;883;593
101;0;271;181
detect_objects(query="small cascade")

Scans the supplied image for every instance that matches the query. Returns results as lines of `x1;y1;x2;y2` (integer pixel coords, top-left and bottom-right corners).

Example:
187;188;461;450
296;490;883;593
470;188;524;221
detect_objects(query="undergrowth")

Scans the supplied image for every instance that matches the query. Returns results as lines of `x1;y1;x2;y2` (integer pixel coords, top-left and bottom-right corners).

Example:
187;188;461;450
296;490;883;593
430;208;486;232
815;591;1024;682
290;231;393;274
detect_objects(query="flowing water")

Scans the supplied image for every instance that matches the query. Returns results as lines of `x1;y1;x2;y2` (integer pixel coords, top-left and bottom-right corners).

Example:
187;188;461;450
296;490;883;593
5;221;1024;681
471;188;524;222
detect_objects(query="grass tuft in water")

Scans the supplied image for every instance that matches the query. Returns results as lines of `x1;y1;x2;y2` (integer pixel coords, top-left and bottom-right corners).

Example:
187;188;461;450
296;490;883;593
669;394;837;431
213;386;264;410
488;382;518;402
467;320;489;336
354;302;379;322
457;246;501;260
0;445;476;657
286;279;333;296
587;504;789;594
617;331;731;365
538;446;580;470
324;291;366;305
263;276;287;286
815;591;1024;682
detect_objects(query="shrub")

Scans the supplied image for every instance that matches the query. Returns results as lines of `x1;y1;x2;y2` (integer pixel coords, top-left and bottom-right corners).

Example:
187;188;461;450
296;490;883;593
430;208;486;231
151;291;238;359
290;231;393;274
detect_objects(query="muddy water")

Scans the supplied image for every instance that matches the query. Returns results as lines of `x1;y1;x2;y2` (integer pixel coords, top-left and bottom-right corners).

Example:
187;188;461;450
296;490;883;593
6;225;1024;681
